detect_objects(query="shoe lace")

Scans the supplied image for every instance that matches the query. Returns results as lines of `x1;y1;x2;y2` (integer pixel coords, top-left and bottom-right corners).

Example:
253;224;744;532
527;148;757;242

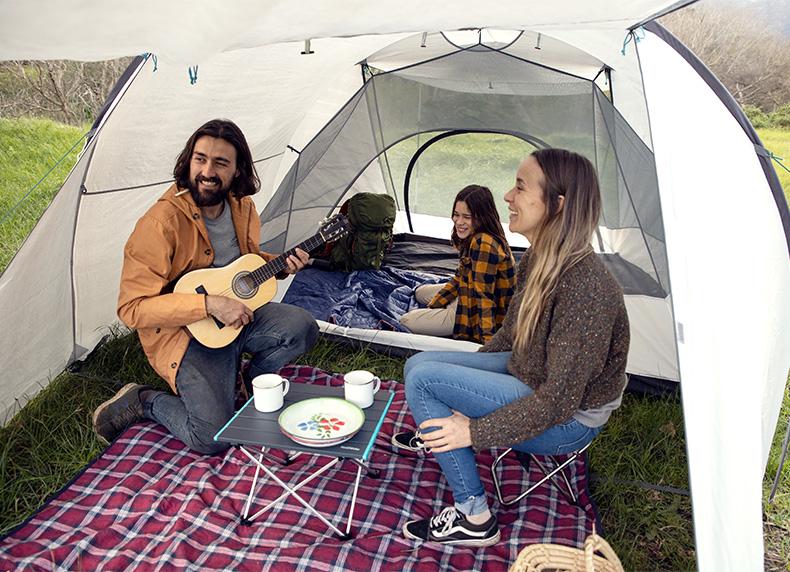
430;507;462;534
409;433;425;449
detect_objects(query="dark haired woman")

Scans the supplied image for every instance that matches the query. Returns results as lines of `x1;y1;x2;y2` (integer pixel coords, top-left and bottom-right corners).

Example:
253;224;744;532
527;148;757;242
400;185;516;345
394;149;630;547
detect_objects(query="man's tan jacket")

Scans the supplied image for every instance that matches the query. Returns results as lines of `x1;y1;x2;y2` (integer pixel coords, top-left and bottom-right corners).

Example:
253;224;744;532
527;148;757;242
117;184;275;392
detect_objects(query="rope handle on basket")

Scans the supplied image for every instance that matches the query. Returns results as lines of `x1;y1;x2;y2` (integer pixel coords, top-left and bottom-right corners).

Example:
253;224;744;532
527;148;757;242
507;524;626;572
584;524;624;572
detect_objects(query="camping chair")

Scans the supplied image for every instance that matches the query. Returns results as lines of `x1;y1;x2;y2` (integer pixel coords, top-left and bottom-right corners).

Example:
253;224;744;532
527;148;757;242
491;442;592;507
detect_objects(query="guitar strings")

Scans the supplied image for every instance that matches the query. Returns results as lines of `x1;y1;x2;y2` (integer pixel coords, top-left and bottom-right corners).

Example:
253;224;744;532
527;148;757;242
201;216;345;302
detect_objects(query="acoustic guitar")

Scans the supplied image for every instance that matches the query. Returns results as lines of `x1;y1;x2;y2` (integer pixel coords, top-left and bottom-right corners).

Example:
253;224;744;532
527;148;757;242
174;214;349;348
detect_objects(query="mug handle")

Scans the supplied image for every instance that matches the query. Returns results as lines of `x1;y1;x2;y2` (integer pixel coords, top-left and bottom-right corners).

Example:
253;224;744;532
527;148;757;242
372;376;381;395
282;378;290;396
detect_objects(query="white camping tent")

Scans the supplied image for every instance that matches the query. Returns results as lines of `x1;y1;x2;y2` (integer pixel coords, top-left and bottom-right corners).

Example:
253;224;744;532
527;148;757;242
1;1;789;570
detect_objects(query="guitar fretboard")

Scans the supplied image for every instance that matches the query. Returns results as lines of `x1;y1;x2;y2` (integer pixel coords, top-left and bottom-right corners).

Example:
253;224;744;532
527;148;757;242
249;233;325;286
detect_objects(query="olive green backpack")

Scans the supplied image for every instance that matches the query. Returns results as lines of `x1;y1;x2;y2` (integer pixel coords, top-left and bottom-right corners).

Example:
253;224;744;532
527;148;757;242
329;193;396;271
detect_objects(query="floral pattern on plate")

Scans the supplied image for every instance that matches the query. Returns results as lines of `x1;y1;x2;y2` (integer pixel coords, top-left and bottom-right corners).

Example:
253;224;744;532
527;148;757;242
297;414;347;439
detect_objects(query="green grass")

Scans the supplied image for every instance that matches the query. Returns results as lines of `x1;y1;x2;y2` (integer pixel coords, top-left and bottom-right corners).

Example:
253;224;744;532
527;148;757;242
384;132;536;221
0;117;788;569
761;128;790;202
0;118;87;272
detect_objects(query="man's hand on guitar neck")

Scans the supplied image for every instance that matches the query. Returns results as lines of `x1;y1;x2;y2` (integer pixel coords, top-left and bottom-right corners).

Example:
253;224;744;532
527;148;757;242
283;247;310;274
205;295;254;330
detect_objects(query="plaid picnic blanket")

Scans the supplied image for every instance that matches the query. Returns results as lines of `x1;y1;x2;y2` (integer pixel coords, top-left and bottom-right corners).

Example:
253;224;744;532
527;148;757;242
0;366;599;571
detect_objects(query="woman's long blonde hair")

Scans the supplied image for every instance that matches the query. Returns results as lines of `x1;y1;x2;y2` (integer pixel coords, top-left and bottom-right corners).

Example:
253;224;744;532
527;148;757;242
512;149;602;353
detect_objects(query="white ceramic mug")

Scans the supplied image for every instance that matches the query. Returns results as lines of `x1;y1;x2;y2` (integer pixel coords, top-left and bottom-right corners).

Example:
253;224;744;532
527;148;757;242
252;374;290;413
343;370;381;409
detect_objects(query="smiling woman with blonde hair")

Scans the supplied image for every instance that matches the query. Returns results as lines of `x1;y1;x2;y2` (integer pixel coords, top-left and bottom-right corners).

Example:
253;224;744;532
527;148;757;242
393;148;630;547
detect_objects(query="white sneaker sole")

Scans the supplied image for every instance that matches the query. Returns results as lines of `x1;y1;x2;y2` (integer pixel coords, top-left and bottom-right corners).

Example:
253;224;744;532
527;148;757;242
402;522;501;547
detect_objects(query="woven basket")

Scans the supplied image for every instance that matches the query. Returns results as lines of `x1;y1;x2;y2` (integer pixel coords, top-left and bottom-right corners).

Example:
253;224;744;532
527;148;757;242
509;531;624;572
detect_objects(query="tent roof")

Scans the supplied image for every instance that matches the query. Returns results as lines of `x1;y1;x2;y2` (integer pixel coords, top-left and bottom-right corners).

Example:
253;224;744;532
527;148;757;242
0;0;691;64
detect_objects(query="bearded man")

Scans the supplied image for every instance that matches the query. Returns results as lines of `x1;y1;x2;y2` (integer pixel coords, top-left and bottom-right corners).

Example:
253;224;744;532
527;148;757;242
92;119;318;454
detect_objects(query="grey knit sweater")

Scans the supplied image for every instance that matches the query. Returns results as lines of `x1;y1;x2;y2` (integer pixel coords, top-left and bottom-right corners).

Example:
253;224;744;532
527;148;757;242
470;250;630;451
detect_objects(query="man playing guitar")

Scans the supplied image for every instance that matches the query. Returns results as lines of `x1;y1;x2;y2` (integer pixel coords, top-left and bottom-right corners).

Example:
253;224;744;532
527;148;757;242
92;119;319;454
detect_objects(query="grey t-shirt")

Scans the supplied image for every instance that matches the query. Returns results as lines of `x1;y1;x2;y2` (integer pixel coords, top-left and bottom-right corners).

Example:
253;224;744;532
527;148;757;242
573;391;624;428
203;201;241;268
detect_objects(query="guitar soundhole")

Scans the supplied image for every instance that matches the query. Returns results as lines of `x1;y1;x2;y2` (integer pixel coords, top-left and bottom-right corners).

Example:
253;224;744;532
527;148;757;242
232;272;258;299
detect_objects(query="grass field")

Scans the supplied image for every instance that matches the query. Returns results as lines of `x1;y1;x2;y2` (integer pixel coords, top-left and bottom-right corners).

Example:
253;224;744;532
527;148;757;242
0;117;788;569
761;128;790;198
0;118;87;272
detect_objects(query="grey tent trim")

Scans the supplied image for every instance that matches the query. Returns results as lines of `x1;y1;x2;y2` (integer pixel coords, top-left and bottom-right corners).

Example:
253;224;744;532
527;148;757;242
643;20;790;257
88;55;146;144
629;0;700;31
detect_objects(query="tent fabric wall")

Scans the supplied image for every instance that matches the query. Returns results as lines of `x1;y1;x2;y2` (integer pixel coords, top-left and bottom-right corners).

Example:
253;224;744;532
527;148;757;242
638;29;790;571
0;146;92;422
0;3;788;570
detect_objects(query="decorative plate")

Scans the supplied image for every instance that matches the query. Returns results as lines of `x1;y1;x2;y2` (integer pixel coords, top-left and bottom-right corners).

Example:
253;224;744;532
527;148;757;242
283;433;352;448
278;397;365;447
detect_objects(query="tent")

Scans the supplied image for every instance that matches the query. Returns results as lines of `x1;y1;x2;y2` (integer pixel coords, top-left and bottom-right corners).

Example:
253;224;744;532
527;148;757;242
1;1;789;570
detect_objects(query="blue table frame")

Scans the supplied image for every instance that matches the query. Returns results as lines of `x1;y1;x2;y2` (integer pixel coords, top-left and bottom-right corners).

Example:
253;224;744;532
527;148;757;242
214;384;394;539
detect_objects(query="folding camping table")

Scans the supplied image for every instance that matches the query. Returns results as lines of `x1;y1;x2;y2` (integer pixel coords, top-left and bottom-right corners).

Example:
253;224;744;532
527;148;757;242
214;384;394;539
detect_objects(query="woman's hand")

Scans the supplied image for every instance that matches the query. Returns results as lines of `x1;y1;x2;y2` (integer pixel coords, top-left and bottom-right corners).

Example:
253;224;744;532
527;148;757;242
418;411;472;453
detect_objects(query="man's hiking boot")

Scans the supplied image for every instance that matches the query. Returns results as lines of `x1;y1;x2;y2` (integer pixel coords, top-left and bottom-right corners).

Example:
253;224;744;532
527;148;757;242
92;383;149;444
403;506;500;547
391;430;428;453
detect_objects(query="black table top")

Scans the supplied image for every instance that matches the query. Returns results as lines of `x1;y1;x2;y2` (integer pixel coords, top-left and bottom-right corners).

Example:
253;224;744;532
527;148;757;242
214;384;394;461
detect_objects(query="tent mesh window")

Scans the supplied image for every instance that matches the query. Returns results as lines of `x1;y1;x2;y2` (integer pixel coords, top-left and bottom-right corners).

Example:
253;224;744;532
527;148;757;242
260;43;668;298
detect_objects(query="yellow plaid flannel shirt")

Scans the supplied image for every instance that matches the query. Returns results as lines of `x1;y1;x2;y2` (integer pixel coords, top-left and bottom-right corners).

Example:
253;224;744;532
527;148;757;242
428;232;515;344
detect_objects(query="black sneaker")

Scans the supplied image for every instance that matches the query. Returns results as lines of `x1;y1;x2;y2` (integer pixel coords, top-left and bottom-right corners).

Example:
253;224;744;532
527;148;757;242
403;506;500;547
391;430;428;453
92;383;149;444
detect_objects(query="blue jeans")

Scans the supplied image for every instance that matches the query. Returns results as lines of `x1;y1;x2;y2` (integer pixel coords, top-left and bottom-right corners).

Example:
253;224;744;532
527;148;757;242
144;302;318;454
404;351;601;515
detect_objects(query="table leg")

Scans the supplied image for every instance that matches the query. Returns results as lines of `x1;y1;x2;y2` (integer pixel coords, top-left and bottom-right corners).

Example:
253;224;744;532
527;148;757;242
350;458;379;478
238;446;348;538
241;448;265;521
286;452;303;464
344;462;364;536
248;457;340;522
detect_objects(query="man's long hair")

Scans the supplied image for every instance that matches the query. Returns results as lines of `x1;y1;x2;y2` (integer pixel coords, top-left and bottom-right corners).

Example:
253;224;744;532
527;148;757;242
173;119;260;198
450;184;511;257
513;149;602;353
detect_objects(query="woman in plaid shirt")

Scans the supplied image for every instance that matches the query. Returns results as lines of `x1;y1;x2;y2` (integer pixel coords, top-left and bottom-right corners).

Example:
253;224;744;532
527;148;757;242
399;185;516;344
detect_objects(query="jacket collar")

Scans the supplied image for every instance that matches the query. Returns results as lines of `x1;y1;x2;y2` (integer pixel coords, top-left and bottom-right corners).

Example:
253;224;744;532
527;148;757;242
161;183;251;253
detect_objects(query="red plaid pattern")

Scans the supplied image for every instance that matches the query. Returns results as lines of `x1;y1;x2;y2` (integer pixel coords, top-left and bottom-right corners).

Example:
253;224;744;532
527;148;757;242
0;366;598;571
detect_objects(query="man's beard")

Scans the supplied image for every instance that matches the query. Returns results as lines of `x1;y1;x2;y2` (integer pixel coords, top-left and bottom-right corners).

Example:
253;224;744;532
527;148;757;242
188;175;230;207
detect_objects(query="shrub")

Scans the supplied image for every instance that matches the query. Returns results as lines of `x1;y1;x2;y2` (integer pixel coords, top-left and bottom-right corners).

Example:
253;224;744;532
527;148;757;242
769;104;790;129
743;104;771;129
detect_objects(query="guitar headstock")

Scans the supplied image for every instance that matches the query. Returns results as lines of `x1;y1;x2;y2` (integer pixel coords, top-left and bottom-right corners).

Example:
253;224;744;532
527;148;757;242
318;213;351;242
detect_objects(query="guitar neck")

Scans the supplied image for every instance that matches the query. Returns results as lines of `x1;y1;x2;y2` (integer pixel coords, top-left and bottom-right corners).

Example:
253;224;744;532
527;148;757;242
249;233;325;285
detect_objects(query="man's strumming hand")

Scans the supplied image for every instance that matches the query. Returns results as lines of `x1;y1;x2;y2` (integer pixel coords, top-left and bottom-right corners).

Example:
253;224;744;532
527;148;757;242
205;295;254;329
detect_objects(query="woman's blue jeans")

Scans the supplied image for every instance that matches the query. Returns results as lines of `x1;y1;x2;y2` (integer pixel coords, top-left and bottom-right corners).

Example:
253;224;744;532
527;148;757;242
404;350;600;515
143;303;318;454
